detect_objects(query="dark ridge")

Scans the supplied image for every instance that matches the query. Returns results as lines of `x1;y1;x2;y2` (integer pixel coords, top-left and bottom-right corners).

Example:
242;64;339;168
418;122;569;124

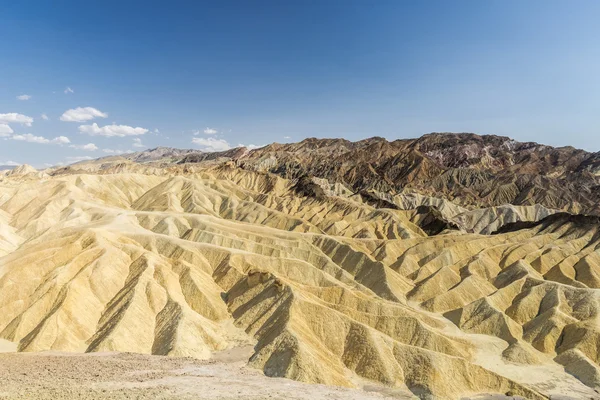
491;220;541;234
414;205;460;236
291;176;327;200
358;190;400;210
179;147;247;164
492;212;600;234
236;133;600;216
49;166;74;176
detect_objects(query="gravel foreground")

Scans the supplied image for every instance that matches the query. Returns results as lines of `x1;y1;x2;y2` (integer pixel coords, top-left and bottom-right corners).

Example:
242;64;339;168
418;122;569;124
0;350;417;400
0;350;542;400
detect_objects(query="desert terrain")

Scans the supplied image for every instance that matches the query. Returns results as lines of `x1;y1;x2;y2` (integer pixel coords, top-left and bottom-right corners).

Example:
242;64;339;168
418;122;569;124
1;135;600;399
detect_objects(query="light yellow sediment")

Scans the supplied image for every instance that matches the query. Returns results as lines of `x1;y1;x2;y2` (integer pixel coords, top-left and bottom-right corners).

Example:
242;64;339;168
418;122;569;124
1;163;599;399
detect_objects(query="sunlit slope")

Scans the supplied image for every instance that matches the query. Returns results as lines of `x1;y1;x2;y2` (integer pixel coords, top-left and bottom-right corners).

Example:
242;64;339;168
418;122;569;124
1;165;599;398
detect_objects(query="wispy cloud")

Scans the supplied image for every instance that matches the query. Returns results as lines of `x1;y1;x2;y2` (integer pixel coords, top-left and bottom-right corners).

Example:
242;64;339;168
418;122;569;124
64;87;74;94
41;113;49;120
0;113;33;127
69;143;98;151
11;134;70;144
44;162;64;168
132;138;145;148
79;123;148;137
0;161;19;166
16;94;31;101
66;155;93;163
193;127;219;135
192;137;230;151
61;107;108;122
102;149;126;155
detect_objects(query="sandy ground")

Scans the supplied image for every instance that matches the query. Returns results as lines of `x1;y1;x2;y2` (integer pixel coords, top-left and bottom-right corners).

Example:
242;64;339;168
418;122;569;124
0;322;596;400
0;339;596;399
0;345;418;400
0;349;593;399
0;344;546;400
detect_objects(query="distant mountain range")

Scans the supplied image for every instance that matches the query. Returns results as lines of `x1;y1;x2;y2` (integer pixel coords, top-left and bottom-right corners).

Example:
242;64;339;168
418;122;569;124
64;132;600;216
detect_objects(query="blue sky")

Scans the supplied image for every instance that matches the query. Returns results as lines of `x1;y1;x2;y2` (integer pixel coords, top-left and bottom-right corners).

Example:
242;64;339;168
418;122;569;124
1;0;600;167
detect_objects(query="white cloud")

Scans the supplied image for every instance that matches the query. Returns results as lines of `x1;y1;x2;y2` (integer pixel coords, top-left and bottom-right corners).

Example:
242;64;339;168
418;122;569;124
79;123;149;137
102;149;126;154
238;143;264;150
283;136;291;139
192;137;231;152
66;156;93;163
193;127;219;136
52;136;71;144
0;113;34;127
61;107;108;122
11;134;70;144
69;143;98;151
41;113;49;120
154;128;159;133
132;138;145;148
0;161;19;166
0;124;14;137
12;134;49;144
17;94;31;101
64;87;74;94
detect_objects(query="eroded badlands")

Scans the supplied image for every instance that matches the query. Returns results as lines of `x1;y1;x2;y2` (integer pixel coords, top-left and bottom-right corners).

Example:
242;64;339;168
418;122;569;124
1;163;599;399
